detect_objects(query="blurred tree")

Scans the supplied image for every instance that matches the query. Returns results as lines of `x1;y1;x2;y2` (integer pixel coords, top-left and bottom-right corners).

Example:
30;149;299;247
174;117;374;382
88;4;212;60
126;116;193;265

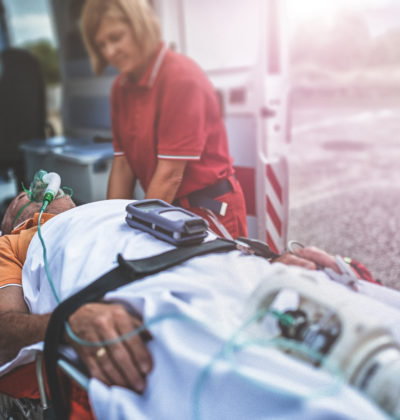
23;39;60;86
290;9;400;94
290;19;330;67
324;11;371;70
291;11;371;71
369;29;400;67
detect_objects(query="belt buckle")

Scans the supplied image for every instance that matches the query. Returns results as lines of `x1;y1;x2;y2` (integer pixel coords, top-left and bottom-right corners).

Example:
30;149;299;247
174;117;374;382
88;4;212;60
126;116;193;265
219;201;227;217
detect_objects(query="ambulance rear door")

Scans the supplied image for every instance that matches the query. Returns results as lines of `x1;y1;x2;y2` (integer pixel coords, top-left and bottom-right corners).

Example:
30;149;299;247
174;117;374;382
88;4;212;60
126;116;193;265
154;0;290;251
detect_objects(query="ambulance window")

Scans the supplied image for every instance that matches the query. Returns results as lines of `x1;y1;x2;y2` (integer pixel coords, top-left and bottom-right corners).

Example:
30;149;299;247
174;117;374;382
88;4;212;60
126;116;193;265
64;0;87;60
1;0;62;134
182;0;261;72
2;0;56;47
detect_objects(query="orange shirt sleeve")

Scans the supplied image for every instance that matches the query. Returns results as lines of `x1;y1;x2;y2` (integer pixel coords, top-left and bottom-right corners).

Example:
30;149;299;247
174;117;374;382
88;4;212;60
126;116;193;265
0;213;55;288
0;227;38;288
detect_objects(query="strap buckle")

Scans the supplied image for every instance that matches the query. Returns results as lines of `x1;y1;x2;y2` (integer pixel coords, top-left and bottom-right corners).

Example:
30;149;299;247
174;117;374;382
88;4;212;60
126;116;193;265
235;237;280;260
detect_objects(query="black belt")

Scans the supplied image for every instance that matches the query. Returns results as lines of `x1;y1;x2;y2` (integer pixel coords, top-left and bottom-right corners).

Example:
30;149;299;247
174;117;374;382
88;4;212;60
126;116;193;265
174;178;234;215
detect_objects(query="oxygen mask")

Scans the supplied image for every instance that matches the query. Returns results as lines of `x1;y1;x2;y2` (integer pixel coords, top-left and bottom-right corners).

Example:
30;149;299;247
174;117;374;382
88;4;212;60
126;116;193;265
28;170;63;203
12;170;71;226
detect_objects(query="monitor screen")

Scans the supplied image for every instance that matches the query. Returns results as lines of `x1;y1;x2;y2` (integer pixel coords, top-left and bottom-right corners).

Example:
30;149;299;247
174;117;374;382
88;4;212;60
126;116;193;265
159;210;194;221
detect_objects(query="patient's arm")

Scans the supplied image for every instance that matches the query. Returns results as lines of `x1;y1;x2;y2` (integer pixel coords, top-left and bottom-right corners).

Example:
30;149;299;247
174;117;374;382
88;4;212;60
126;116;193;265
274;253;317;270
0;287;153;392
0;286;51;364
294;247;340;273
274;247;341;273
66;302;153;393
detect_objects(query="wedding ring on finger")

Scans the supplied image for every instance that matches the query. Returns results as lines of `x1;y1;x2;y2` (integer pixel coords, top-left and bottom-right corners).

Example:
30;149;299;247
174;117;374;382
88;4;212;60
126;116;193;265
96;347;107;359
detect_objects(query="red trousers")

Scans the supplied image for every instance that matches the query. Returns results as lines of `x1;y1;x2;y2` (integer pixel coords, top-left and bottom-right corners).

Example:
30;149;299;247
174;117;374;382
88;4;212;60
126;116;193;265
179;176;248;239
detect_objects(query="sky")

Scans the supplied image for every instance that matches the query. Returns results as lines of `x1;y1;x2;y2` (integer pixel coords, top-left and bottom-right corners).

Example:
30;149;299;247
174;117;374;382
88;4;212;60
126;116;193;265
2;0;399;47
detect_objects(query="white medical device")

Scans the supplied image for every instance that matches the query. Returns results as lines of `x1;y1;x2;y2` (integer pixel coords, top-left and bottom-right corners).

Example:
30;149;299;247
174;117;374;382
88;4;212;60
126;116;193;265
41;172;61;208
246;268;400;419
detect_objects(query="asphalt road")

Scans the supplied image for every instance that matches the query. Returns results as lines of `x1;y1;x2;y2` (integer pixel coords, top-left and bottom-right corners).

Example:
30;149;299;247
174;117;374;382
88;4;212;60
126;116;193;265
287;98;400;290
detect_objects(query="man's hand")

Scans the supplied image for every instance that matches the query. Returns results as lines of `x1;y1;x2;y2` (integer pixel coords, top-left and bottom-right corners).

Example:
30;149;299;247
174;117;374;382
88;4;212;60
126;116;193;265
274;246;340;273
274;253;317;270
294;246;340;273
66;303;153;393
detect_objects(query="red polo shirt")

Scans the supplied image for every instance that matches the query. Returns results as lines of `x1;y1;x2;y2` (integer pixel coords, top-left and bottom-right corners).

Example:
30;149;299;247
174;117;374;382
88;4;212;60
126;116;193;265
111;43;234;198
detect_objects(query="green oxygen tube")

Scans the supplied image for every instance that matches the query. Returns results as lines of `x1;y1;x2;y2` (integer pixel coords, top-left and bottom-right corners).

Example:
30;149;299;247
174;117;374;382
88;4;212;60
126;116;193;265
35;170;62;303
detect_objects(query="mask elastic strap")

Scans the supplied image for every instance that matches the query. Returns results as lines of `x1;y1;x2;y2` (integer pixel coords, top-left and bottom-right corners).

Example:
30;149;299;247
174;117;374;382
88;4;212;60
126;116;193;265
13;200;33;228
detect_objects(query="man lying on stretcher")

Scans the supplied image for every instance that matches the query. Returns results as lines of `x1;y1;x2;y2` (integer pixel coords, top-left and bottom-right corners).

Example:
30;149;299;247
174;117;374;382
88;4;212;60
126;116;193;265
0;188;392;420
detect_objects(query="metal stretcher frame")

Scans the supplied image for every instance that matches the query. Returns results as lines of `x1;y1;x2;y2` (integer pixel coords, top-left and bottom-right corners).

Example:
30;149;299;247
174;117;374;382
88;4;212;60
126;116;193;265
0;353;89;420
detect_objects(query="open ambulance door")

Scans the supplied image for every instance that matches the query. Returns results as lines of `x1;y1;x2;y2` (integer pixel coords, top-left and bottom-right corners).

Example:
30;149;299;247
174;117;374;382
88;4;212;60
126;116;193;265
154;0;290;251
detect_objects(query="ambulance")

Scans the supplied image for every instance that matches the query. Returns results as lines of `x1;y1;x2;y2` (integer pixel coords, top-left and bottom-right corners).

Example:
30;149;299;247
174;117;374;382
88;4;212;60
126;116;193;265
0;0;290;252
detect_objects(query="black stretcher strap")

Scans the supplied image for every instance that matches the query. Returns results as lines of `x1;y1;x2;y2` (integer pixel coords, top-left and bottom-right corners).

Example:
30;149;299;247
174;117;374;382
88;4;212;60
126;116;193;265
44;238;237;420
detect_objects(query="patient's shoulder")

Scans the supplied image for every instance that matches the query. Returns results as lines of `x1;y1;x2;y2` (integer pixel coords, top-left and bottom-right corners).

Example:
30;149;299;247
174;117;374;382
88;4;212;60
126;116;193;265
0;234;25;287
0;213;56;283
11;213;55;235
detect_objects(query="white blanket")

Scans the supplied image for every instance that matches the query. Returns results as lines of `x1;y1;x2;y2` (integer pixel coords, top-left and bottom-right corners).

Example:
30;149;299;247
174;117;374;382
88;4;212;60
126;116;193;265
3;200;399;420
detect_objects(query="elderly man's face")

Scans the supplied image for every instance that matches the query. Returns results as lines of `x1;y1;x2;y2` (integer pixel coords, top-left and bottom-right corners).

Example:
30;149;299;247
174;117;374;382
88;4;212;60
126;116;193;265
1;192;75;235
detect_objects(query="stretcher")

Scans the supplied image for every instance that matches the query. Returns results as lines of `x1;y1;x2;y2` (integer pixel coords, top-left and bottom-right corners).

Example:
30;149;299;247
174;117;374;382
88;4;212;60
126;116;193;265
0;352;91;420
2;274;400;420
2;200;400;420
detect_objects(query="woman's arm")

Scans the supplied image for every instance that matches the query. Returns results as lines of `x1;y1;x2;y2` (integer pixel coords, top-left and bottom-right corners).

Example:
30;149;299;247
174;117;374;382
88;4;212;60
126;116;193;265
107;155;136;199
145;159;187;203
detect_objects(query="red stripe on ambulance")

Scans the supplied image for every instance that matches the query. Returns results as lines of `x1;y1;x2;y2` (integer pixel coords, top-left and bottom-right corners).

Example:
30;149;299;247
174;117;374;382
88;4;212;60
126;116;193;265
266;231;279;255
265;158;289;254
266;196;282;235
235;161;288;254
266;165;282;204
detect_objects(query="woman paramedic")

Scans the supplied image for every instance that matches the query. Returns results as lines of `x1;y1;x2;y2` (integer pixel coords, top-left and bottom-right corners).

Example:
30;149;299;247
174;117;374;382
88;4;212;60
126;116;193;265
80;0;248;239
